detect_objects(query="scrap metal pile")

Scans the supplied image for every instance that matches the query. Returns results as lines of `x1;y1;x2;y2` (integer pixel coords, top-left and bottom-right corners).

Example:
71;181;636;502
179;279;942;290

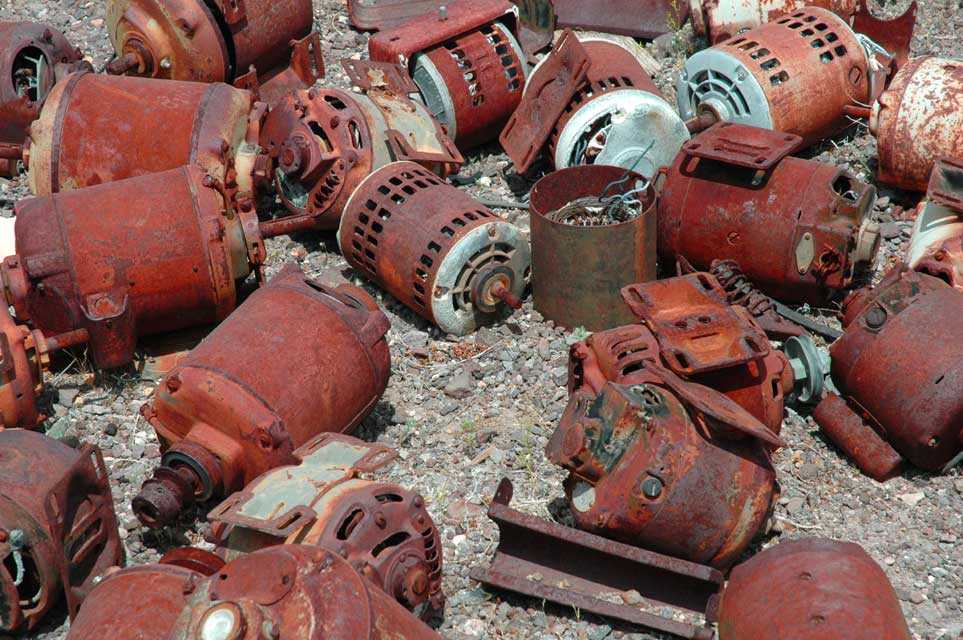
1;0;958;637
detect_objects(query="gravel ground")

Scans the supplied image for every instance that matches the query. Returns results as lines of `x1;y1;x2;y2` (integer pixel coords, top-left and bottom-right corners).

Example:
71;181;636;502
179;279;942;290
2;0;963;638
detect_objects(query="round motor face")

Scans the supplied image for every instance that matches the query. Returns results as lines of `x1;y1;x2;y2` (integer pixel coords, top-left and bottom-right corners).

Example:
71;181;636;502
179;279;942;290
677;48;774;129
554;88;690;175
410;21;527;145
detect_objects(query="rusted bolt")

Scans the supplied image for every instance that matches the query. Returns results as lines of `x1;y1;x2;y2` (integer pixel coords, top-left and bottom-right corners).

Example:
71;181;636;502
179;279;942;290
865;306;886;329
413;495;424;508
166;375;182;393
374;512;387;528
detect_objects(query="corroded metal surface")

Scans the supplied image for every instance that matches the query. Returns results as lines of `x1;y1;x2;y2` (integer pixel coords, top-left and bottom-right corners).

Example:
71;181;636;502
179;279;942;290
679;8;891;148
259;73;463;235
3;165;265;369
339;161;528;336
210;434;443;618
814;267;963;477
369;0;526;149
529;165;656;331
27;72;254;195
134;265;391;529
105;0;318;103
689;0;857;44
552;0;689;39
470;478;722;638
658;123;880;304
706;259;808;340
717;538;912;639
171;545;442;639
907;157;963;288
0;430;122;633
546;380;780;568
871;56;963;192
0;21;89;177
569;273;791;435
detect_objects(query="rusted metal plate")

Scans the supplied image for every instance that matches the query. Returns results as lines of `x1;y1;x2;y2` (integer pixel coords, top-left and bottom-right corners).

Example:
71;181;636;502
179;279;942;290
0;22;89;178
679;8;884;149
0;430;123;633
570;282;791;437
5;165;265;369
210;433;444;618
27;72;253;195
907;157;963;289
553;0;689;39
818;267;963;475
681;124;800;170
659;123;880;304
342;58;419;94
339;161;528;336
689;0;858;44
528;165;656;331
718;538;912;639
470;478;722;639
134;265;391;529
621;273;771;376
501;29;590;174
851;0;916;71
871;56;963;193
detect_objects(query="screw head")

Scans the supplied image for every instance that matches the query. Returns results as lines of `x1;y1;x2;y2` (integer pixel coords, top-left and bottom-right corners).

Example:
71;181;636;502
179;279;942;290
865;306;886;329
641;477;663;499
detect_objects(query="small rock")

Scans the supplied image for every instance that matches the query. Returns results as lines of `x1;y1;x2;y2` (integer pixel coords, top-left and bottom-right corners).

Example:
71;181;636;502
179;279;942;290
879;222;901;240
444;369;473;399
536;337;551;361
622;589;644;605
798;463;819;480
474;326;499;347
910;590;926;605
897;491;926;507
104;423;118;437
90;18;104;27
58;387;80;405
953;479;963;495
785;496;806;516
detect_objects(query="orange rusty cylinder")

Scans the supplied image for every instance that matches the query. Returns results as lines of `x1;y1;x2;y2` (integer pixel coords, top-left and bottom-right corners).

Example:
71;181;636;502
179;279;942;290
2;165;265;370
529;164;655;331
546;380;781;569
0;430;123;633
0;22;90;178
209;434;443;619
717;538;911;639
133;265;392;529
544;34;689;173
870;56;963;192
502;30;688;175
570;277;793;435
26;72;258;195
688;0;857;44
70;545;441;639
369;0;527;150
813;267;963;479
339;161;529;336
258;79;463;235
104;0;320;103
658;123;880;304
678;7;891;148
907;158;963;289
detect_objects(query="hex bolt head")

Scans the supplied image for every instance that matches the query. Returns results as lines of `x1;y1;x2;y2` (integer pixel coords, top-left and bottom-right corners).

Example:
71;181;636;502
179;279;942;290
865;306;887;329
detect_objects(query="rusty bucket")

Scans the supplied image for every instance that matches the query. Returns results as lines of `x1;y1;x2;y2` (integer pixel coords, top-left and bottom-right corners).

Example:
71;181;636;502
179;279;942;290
529;164;656;331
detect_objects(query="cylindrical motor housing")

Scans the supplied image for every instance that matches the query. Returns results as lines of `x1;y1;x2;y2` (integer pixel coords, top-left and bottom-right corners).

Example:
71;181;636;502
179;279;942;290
105;0;312;86
0;430;123;633
0;22;89;177
659;123;880;304
688;0;857;44
870;56;963;192
2;165;265;369
368;0;526;149
134;265;392;529
547;35;689;174
529;165;656;331
259;87;462;235
209;434;443;618
819;267;963;474
27;72;254;195
339;161;530;336
679;8;883;147
717;538;911;639
70;546;441;640
546;381;779;568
